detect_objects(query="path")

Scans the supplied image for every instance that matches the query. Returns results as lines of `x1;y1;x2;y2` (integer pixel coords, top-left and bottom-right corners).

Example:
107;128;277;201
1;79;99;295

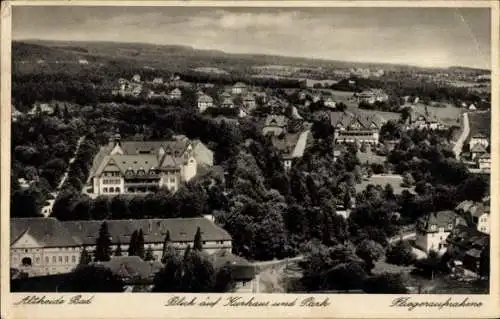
41;136;85;217
453;112;470;160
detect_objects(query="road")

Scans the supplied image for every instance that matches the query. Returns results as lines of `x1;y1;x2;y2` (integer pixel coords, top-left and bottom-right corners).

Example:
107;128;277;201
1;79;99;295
453;112;470;160
41;136;85;217
389;232;416;244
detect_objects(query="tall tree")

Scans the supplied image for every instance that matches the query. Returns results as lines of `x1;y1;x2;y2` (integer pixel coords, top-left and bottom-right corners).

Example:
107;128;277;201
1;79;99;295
128;230;138;256
183;245;192;260
94;222;112;262
114;242;123;257
137;229;145;259
161;230;172;263
355;239;385;273
79;247;92;265
145;246;155;261
193;227;203;251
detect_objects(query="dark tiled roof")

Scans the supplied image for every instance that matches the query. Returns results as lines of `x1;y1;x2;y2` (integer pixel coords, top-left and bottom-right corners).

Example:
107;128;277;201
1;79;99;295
446;224;489;250
417;210;458;233
210;251;255;281
264;115;288;127
470;143;487;153
455;201;488;218
11;218;82;247
329;111;382;130
233;82;247;88
62;218;232;246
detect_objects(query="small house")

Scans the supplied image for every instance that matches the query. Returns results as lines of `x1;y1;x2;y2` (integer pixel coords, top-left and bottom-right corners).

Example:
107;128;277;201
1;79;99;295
197;94;213;113
262;115;288;136
168;88;182;100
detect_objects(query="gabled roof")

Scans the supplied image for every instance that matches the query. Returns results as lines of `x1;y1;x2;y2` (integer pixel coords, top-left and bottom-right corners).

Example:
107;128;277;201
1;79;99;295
329;111;382;129
198;94;213;103
90;137;200;178
470;143;487;153
417;210;458;233
11;218;82;247
62;218;232;246
94;154;160;176
233;82;247;88
170;88;182;94
264;115;288;127
91;256;163;279
222;98;234;105
243;94;255;101
456;201;488;217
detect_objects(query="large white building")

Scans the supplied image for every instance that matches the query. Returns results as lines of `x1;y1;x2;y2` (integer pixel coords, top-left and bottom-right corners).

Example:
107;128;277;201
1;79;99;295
87;135;213;196
11;217;232;277
415;211;466;254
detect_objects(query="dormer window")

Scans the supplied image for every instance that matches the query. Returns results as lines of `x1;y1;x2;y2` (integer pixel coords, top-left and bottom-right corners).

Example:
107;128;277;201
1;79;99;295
126;168;134;176
430;224;437;231
448;223;453;229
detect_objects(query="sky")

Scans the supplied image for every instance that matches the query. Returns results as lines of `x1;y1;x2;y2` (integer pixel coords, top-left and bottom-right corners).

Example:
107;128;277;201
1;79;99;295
12;6;492;69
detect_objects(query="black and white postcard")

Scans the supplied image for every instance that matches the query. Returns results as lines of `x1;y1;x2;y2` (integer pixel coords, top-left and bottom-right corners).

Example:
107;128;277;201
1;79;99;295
1;1;498;318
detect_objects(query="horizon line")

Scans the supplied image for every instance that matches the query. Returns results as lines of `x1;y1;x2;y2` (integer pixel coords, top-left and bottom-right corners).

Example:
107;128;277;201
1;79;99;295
13;37;492;72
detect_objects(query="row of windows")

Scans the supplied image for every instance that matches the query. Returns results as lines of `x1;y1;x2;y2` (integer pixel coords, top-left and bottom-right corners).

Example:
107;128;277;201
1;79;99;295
103;187;121;193
14;255;77;265
47;255;77;264
102;179;122;185
103;172;121;177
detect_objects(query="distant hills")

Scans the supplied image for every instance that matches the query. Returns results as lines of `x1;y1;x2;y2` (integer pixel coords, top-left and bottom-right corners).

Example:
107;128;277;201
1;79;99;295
12;39;490;73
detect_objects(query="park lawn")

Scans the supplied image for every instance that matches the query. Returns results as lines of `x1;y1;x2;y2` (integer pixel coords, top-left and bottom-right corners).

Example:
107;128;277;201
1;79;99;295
355;174;415;195
357;149;386;165
412;102;463;126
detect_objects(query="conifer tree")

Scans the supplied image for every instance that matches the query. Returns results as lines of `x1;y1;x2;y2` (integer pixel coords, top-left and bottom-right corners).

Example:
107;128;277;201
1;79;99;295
161;230;171;263
128;230;138;256
94;222;112;262
137;229;145;259
114;242;123;256
184;245;192;260
79;247;92;265
145;246;154;261
193;227;203;251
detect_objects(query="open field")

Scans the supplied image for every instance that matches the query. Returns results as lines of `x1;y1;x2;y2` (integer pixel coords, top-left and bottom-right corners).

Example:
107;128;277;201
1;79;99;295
355;174;415;195
412;102;462;126
357;149;386;165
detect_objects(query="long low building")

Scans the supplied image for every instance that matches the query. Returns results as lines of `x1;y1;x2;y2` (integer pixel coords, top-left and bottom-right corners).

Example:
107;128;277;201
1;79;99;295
10;217;232;277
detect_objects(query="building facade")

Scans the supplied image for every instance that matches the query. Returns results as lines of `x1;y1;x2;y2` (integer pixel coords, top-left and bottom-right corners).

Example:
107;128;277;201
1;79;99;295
232;82;247;95
469;133;489;150
197;94;213;112
415;210;466;254
87;135;212;196
330;111;382;145
11;217;233;277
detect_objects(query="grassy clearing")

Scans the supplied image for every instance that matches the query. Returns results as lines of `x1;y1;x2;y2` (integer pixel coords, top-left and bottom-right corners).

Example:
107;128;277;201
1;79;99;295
355;174;415;195
357;149;386;165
